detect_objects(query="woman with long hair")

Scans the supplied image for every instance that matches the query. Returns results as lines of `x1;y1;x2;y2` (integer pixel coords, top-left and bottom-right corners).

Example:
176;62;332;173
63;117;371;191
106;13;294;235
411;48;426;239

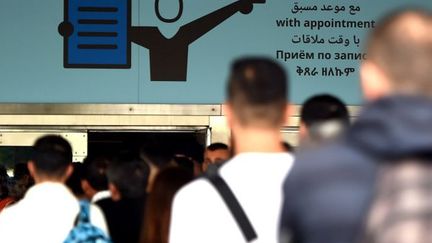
141;167;193;243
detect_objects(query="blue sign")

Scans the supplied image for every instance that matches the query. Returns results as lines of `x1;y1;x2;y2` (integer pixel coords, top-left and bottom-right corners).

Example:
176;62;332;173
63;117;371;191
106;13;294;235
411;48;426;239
60;0;131;68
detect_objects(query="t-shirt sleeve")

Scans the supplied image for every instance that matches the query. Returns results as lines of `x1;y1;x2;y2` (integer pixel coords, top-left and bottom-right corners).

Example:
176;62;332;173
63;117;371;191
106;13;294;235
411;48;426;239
90;204;110;237
169;183;203;243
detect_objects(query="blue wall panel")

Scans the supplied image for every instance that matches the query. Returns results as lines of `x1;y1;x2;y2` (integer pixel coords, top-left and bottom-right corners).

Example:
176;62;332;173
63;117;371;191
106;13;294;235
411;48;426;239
0;0;431;104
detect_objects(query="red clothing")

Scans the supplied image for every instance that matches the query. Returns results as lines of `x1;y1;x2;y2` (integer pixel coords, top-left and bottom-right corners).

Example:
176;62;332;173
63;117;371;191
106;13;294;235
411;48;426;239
0;197;14;212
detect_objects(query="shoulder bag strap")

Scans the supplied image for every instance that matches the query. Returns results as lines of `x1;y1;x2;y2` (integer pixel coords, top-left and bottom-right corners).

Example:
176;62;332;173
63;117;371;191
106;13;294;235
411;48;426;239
205;167;258;242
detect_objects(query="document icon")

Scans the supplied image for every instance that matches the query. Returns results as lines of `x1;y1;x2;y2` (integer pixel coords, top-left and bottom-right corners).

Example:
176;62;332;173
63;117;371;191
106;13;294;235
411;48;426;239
59;0;131;68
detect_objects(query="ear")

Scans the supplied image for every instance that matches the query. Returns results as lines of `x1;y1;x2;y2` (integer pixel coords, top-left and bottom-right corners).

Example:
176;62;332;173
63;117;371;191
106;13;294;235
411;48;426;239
224;103;234;129
109;183;121;201
360;61;392;101
27;161;37;179
65;164;73;180
298;122;308;141
282;103;293;126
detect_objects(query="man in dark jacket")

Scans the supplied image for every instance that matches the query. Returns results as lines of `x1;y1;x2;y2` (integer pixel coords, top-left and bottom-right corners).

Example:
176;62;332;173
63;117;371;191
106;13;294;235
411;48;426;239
279;9;432;243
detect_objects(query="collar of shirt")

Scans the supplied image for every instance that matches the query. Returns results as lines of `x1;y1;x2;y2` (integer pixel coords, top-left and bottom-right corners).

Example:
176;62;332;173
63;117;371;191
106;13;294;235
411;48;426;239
91;190;111;203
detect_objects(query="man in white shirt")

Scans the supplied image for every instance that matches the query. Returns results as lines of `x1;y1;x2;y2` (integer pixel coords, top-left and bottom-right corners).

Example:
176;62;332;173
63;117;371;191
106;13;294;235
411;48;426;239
0;135;108;243
170;57;294;243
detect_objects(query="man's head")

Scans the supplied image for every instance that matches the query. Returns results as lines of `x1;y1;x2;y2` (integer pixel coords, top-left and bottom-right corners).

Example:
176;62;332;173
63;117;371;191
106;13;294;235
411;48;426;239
299;94;350;142
81;156;110;199
361;10;432;101
28;135;73;183
107;153;150;201
202;143;230;171
225;57;289;129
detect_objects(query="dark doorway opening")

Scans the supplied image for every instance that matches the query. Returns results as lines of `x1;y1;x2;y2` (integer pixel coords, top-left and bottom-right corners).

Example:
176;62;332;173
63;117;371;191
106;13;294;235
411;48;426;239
87;129;208;163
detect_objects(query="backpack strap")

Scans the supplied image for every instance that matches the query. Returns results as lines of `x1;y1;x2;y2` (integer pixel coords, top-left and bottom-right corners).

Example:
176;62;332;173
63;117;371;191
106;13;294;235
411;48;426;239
204;165;258;242
77;200;91;224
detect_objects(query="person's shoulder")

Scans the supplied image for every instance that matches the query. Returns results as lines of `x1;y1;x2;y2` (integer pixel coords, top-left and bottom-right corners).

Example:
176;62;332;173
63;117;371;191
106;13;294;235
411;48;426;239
174;177;215;202
0;200;21;230
295;140;363;168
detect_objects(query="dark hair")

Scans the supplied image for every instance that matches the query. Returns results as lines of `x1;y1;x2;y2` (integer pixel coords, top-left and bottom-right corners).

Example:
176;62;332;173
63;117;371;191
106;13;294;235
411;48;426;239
8;164;33;202
227;57;288;126
32;135;72;178
301;94;350;128
107;153;149;199
140;167;193;243
140;144;173;169
13;163;30;180
66;162;85;197
82;156;110;191
206;143;229;151
0;165;8;199
172;155;195;175
366;9;432;95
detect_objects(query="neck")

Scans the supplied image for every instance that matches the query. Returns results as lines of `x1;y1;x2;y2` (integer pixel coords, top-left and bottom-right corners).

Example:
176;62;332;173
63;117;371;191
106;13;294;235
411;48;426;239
231;127;285;154
33;175;65;184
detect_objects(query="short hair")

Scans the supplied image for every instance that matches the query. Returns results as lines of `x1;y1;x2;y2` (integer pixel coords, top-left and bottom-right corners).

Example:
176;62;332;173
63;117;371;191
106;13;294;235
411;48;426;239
227;57;288;127
32;135;72;178
206;143;229;151
66;162;85;197
301;94;350;128
107;153;149;199
366;9;432;95
82;156;110;191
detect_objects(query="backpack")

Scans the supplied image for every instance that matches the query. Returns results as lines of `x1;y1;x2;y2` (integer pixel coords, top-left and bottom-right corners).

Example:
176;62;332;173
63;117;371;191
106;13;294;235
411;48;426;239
64;200;112;243
203;164;257;242
361;160;432;243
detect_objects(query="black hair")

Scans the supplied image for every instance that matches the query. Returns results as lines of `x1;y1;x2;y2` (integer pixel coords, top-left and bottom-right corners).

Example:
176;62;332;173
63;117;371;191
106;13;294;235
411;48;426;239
13;163;30;180
227;57;288;126
66;162;85;197
0;165;8;199
32;135;72;178
82;156;110;191
140;143;174;169
107;152;149;199
172;155;195;175
206;143;229;151
301;94;350;128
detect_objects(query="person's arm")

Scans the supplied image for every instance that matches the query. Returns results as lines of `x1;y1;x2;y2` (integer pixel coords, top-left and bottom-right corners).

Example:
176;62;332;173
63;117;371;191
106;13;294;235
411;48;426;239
178;0;261;44
129;27;156;48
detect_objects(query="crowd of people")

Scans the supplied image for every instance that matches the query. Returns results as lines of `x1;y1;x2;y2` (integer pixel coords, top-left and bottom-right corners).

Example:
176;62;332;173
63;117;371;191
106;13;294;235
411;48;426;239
0;8;431;243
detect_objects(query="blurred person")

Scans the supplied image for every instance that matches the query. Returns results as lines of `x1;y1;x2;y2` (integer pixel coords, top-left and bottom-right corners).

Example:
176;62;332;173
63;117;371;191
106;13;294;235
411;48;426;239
140;143;174;192
172;155;195;175
81;156;111;202
280;9;432;243
0;165;12;212
202;142;230;172
99;152;150;243
66;162;86;199
174;141;205;176
169;57;294;243
10;163;34;202
299;94;350;146
0;135;108;242
140;167;194;243
282;141;294;153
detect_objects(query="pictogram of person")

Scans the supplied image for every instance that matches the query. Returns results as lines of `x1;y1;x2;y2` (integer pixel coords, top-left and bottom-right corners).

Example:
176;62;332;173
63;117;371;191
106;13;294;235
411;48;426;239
130;0;265;81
